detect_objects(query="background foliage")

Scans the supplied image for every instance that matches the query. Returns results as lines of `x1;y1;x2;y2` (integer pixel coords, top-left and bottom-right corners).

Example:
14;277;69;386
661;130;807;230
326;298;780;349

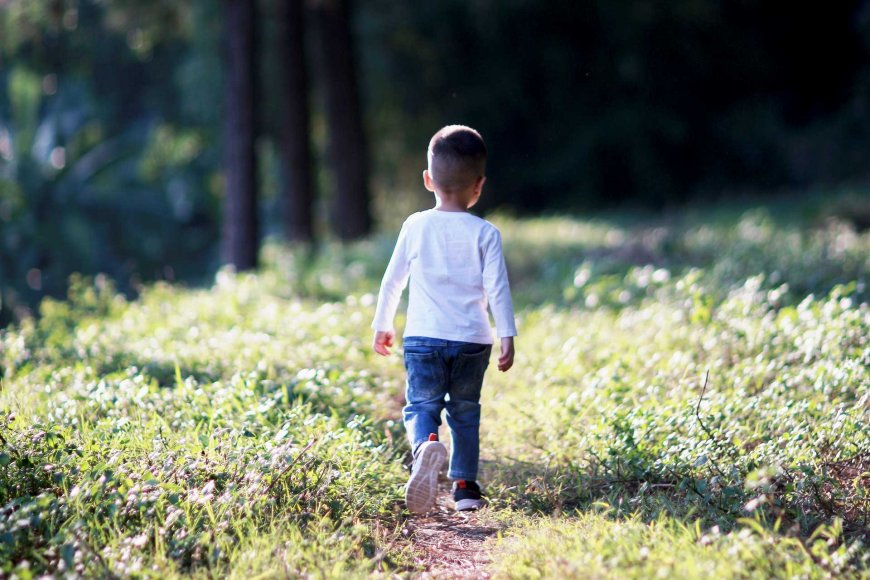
2;0;870;323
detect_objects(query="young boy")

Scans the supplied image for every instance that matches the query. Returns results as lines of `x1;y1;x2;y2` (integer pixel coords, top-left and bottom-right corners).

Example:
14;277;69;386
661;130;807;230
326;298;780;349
371;125;517;513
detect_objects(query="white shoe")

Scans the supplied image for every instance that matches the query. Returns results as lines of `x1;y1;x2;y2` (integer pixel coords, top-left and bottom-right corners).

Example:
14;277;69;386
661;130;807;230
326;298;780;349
405;435;447;514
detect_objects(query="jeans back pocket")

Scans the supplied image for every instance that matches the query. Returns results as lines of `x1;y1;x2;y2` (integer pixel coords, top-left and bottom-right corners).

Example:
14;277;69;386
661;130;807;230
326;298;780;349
449;345;491;400
404;350;446;402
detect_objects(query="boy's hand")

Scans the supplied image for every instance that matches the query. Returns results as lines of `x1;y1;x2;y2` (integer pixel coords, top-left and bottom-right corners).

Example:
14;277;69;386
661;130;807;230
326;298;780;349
497;336;515;372
372;330;395;356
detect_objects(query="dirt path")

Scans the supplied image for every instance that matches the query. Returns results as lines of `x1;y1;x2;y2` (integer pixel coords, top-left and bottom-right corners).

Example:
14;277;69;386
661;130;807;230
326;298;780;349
402;482;500;578
385;396;501;577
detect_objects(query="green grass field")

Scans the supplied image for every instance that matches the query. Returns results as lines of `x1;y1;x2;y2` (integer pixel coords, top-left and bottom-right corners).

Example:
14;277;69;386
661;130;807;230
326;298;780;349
1;191;868;578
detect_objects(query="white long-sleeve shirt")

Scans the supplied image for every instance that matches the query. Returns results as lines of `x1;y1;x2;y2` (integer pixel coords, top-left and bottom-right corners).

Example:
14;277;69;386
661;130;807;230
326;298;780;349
371;209;517;344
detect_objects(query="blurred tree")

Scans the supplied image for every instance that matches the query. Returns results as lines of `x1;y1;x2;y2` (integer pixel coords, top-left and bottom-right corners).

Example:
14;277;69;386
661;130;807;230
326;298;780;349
0;0;219;325
221;0;259;269
311;0;372;240
273;0;315;242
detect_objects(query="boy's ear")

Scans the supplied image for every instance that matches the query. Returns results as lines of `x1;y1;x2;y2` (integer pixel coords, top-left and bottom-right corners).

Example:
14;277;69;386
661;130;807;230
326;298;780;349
475;175;486;193
422;169;436;192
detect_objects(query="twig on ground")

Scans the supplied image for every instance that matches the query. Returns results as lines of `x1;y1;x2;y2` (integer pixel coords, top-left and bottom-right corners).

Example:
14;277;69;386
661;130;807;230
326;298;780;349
262;438;318;496
158;425;169;451
694;370;730;481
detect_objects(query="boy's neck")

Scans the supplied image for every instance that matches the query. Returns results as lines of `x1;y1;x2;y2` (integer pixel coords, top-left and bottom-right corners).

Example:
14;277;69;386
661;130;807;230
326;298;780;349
433;200;469;212
434;190;475;213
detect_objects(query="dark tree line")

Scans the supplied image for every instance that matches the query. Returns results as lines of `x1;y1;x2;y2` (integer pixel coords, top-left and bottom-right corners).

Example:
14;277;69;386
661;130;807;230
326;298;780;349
2;0;869;323
0;0;376;322
222;0;372;271
355;0;870;213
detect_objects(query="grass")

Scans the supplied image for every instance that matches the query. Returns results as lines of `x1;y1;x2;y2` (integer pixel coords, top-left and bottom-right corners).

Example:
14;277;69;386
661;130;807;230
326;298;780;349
486;512;862;578
1;189;868;577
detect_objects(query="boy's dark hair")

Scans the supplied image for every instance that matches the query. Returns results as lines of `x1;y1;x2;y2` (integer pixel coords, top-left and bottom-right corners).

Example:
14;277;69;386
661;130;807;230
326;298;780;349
427;125;487;194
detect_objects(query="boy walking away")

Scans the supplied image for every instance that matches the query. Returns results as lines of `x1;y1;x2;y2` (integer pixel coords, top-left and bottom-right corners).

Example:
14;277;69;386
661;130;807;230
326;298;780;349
371;125;517;514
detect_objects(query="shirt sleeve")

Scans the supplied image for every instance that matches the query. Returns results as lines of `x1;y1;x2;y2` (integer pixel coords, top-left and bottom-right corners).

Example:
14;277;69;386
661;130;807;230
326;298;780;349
481;227;517;338
371;219;413;332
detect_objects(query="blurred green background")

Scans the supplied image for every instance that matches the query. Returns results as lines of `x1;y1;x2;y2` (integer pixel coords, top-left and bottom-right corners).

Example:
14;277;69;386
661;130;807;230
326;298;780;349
1;0;869;324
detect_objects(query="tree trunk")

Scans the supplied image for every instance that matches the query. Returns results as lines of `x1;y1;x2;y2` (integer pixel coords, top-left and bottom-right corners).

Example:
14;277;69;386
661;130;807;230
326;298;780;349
221;0;259;270
311;0;372;240
274;0;315;242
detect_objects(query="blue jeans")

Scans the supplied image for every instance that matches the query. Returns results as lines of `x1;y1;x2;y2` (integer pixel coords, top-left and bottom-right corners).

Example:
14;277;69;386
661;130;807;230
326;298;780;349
403;336;492;481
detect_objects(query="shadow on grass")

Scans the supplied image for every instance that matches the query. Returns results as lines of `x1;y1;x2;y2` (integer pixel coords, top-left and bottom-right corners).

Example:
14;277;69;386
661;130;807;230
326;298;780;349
480;449;870;542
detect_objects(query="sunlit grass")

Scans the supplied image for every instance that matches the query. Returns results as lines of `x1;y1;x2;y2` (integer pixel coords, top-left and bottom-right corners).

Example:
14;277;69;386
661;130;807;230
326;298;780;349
1;190;868;577
485;510;862;579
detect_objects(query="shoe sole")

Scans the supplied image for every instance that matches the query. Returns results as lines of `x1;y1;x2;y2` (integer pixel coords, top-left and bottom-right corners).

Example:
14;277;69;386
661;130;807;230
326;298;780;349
405;441;447;514
454;498;484;511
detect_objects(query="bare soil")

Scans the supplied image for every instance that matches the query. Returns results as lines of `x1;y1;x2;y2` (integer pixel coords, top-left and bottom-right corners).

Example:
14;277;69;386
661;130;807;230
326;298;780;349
402;482;500;579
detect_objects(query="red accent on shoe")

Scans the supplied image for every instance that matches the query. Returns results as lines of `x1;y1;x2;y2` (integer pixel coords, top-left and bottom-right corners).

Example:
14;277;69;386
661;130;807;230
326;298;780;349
428;433;438;441
457;480;467;489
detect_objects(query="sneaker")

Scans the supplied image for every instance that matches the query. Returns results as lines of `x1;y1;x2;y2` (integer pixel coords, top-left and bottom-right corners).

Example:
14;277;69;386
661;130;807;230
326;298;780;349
405;433;447;514
452;479;484;511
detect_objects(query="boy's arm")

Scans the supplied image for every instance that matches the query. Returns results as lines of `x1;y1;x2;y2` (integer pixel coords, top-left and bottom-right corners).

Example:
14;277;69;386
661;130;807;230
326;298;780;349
482;228;517;371
371;221;412;355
